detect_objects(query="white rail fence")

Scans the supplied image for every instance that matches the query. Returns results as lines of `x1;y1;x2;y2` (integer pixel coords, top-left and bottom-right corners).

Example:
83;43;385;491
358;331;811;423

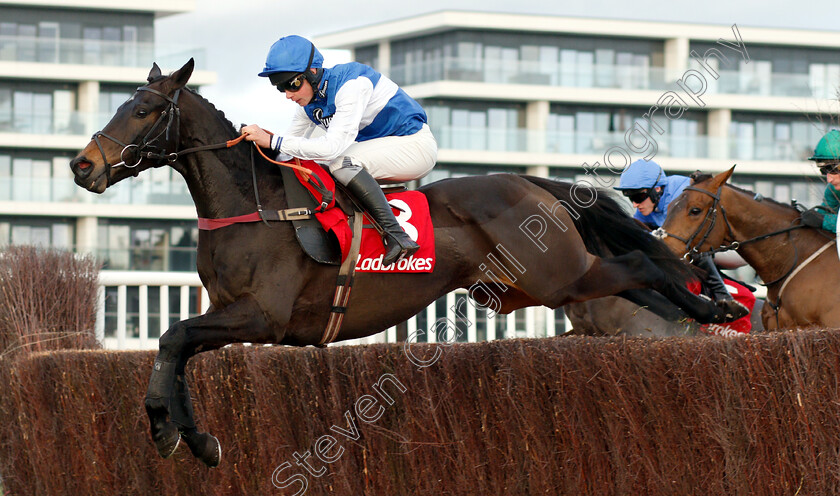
96;271;570;350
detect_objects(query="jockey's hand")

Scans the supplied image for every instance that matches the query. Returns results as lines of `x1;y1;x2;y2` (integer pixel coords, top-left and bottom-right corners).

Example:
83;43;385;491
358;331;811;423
801;208;825;228
240;124;272;149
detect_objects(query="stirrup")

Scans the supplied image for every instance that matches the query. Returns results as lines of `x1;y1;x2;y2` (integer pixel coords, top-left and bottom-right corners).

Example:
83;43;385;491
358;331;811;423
383;232;419;266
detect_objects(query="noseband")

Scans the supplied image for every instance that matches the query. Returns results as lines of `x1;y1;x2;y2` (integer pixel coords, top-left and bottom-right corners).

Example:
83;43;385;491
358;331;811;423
90;86;182;186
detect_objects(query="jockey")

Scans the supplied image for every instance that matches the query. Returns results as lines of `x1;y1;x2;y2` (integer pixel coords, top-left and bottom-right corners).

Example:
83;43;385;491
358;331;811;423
613;158;691;229
801;129;840;232
241;35;438;267
615;159;750;321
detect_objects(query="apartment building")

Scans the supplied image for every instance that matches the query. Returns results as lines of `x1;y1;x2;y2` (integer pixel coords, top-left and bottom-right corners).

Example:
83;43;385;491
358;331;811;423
315;11;840;206
0;0;216;342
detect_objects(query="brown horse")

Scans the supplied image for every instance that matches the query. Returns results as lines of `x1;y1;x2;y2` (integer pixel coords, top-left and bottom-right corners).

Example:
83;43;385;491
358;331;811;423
69;60;729;467
660;167;838;330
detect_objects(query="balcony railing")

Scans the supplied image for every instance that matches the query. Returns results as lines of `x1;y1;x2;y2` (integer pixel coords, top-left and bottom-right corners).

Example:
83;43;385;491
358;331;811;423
431;125;815;162
392;56;838;100
97;246;197;272
391;57;667;90
96;271;569;350
0;35;206;69
0;177;192;206
714;70;834;99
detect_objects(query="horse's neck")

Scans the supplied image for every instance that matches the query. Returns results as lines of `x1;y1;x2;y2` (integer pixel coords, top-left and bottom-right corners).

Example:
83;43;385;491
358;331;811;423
177;97;280;219
725;188;811;282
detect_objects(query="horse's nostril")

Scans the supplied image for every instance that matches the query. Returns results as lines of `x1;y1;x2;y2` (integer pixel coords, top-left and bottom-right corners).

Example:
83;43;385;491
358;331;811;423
77;161;92;170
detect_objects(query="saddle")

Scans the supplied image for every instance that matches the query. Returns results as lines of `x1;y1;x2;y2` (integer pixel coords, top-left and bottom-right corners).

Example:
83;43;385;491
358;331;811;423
279;165;343;265
279;163;410;266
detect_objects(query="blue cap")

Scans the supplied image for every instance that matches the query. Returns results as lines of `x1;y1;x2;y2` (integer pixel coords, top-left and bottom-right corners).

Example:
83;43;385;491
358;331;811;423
615;159;667;190
258;35;324;77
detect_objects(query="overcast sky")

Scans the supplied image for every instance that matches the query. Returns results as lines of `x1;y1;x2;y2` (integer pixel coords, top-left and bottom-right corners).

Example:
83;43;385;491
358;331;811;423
155;0;840;130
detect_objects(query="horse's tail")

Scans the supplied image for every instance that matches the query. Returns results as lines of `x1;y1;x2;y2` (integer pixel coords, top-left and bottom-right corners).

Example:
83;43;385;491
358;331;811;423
522;175;696;286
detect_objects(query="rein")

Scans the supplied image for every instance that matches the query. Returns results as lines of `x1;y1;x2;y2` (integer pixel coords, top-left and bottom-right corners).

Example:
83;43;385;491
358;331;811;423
90;83;328;225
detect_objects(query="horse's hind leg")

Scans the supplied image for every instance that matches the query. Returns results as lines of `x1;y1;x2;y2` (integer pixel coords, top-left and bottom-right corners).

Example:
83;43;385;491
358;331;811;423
145;295;274;467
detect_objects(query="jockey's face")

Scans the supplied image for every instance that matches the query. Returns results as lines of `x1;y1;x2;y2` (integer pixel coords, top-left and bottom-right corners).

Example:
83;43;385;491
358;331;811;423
826;170;840;188
284;69;316;107
633;196;656;216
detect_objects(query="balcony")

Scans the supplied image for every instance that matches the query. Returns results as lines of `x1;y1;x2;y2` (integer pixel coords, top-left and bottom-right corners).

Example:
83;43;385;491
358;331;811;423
0;35;206;70
97;246;197;272
714;70;834;99
0;176;192;206
392;57;667;91
431;125;814;163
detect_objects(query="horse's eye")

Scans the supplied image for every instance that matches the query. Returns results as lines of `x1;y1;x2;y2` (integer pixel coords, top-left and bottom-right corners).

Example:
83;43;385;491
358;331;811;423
689;207;702;216
135;109;149;118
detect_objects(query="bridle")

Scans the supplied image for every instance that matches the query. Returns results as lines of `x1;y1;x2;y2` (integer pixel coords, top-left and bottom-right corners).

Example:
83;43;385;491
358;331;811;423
91;85;183;187
658;185;736;261
87;80;329;218
658;183;819;328
659;184;806;284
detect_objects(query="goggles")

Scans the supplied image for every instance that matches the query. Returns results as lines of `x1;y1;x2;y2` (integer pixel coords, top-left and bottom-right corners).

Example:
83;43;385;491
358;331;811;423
818;163;840;175
269;72;306;93
622;189;650;204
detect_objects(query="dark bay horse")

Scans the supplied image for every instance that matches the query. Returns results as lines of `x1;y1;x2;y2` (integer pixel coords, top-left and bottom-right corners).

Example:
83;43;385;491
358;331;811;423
661;167;839;330
69;60;729;467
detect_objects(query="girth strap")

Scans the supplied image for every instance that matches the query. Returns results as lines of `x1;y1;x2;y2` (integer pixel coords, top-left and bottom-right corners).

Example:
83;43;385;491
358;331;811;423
320;211;365;345
197;208;312;230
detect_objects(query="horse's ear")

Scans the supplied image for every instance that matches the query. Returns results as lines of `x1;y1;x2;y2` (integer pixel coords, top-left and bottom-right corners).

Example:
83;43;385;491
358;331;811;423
707;166;736;190
169;58;195;90
147;63;162;82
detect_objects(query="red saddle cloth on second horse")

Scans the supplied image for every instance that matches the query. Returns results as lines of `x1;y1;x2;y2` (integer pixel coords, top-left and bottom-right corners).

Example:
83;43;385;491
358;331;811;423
294;161;435;273
687;278;755;335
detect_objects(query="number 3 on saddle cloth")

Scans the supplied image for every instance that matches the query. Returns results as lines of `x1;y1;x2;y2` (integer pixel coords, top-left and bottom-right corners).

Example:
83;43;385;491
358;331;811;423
292;161;435;274
686;278;755;335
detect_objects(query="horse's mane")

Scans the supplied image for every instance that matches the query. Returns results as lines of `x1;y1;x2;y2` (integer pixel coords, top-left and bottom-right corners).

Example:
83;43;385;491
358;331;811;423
522;175;696;284
184;87;238;136
690;171;799;213
148;71;239;137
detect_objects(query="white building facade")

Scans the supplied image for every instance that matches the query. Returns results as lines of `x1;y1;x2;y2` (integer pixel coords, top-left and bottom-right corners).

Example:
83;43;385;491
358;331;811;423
315;11;840;203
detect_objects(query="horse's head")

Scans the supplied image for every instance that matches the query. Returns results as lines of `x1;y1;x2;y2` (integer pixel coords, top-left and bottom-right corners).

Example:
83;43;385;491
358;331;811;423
661;167;736;258
70;59;195;193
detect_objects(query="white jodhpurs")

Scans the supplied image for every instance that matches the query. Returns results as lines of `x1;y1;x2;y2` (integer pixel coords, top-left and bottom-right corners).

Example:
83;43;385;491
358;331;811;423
328;124;437;183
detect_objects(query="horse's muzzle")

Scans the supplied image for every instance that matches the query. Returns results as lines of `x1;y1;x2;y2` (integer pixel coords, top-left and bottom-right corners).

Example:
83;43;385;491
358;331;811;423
70;156;108;193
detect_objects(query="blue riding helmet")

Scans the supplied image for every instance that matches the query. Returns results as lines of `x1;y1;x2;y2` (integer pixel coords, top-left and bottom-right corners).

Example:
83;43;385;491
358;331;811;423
615;159;668;190
258;35;324;85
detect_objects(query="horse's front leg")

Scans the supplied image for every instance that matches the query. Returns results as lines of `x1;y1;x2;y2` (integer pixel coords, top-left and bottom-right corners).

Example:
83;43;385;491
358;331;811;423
144;295;276;467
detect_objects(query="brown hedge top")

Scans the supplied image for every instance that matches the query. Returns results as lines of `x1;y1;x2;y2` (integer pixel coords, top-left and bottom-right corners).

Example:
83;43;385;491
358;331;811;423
1;329;839;495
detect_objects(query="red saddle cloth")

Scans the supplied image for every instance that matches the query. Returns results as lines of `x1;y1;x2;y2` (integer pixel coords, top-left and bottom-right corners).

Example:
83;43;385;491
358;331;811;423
687;278;756;335
294;162;435;273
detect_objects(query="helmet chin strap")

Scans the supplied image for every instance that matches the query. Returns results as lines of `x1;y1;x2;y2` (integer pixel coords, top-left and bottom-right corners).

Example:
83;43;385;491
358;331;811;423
302;43;320;88
648;167;664;206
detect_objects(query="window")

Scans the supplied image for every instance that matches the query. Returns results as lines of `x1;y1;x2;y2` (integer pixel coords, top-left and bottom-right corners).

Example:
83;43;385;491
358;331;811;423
730;113;825;161
0;217;75;249
38;22;58;63
422;99;526;152
98;219;198;271
389;30;662;88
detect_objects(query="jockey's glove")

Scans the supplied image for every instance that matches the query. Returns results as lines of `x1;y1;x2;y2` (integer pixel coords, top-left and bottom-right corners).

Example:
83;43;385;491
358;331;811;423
801;208;825;228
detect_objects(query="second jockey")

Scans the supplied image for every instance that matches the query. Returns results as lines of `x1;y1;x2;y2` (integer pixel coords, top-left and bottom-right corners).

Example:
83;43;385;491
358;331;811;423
241;35;438;267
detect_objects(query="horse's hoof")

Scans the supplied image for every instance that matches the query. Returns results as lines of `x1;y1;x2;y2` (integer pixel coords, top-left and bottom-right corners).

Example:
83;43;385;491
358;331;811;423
152;422;181;459
720;300;750;322
188;432;222;468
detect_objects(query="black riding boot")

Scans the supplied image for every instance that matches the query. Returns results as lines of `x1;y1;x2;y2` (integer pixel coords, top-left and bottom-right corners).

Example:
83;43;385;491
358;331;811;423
695;253;750;321
346;169;419;266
